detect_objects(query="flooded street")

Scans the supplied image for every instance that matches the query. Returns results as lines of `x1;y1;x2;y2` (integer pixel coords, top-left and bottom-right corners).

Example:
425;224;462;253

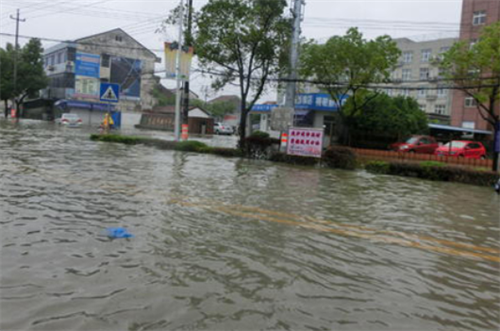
1;120;499;331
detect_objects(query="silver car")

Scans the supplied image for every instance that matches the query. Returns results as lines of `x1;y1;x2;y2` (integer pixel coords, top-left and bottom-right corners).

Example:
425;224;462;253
56;113;82;127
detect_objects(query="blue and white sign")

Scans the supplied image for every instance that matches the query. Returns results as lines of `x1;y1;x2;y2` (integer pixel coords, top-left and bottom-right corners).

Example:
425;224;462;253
295;93;348;111
75;53;100;78
100;83;120;103
251;104;279;112
495;122;500;153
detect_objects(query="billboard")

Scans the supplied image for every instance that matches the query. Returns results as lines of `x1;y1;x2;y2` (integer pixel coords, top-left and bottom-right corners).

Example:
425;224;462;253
75;53;100;78
74;77;100;99
110;56;142;100
74;52;100;99
287;127;324;158
164;42;194;80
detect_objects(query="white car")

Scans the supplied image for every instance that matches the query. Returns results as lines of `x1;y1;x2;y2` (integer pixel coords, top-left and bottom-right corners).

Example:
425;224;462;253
56;113;82;127
214;122;233;135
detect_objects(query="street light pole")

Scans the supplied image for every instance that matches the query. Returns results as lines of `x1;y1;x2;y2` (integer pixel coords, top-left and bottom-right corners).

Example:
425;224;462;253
174;0;185;141
10;9;26;115
182;0;193;141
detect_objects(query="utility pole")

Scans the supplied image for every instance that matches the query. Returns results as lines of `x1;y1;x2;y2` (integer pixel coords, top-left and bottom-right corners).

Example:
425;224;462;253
284;0;304;108
181;0;193;140
174;0;185;141
10;9;26;113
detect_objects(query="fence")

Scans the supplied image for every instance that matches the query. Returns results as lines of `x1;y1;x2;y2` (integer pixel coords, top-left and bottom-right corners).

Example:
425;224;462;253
354;148;493;168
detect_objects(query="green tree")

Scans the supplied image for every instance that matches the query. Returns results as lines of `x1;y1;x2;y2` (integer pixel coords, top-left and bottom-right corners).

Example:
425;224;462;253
439;22;500;171
206;101;236;119
343;91;428;143
150;84;176;107
14;38;48;116
299;28;401;143
194;0;290;147
0;44;15;117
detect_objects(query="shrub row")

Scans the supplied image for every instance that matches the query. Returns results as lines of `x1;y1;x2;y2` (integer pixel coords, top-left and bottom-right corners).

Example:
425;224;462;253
365;160;499;186
91;134;498;187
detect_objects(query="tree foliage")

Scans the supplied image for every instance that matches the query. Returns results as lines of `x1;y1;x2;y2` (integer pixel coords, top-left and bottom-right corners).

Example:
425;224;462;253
194;0;290;147
17;39;48;104
0;39;48;115
343;90;428;140
439;22;500;170
299;28;401;117
0;44;16;113
440;22;500;126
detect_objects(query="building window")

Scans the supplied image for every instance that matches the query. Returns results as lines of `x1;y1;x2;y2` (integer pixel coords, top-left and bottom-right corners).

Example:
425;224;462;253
437;87;447;98
101;54;110;68
435;104;446;115
115;35;123;42
67;47;76;61
419;68;430;80
57;52;62;64
401;89;410;97
402;51;413;64
421;49;432;62
439;46;450;53
419;104;426;112
402;69;412;81
417;88;426;98
464;97;477;107
472;11;486;25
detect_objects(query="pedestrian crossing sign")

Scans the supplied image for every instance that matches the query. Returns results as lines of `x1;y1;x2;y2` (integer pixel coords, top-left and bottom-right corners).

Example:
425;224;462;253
100;83;120;103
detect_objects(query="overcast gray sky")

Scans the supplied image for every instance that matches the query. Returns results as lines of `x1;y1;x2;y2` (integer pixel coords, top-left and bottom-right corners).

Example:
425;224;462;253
0;0;463;102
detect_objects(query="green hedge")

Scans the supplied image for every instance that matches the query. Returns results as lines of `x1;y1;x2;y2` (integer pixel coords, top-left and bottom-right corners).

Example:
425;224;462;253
322;146;358;170
174;140;209;152
365;160;499;186
269;152;320;166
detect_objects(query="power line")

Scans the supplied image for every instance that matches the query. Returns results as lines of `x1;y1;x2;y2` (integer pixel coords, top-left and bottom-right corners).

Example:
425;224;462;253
0;32;164;52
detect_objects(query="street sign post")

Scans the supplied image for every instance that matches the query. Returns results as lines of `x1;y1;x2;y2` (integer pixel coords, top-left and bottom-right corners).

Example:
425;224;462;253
100;83;120;103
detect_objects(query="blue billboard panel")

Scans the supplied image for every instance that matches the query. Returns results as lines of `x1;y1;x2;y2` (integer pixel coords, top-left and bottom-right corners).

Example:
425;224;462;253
110;56;142;100
295;93;348;111
75;53;100;78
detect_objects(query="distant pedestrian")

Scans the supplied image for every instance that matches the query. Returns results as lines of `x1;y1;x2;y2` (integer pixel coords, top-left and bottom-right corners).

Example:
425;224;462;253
100;112;114;134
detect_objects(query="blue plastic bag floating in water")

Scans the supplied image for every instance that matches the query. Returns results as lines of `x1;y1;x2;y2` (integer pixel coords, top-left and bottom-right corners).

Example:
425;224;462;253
106;227;134;239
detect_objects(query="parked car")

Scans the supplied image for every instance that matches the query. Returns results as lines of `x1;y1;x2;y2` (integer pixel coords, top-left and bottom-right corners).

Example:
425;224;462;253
214;122;233;135
56;113;82;127
434;140;487;159
389;135;439;154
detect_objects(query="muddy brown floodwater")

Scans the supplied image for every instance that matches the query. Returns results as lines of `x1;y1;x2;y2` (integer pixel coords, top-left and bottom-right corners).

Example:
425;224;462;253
1;120;499;331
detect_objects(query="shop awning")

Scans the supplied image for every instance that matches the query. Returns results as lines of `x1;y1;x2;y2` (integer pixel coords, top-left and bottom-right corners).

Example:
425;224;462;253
54;100;116;112
429;123;492;135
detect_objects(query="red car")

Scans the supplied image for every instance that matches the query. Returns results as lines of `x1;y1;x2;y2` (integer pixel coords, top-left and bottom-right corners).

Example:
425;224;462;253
434;140;487;159
390;135;439;154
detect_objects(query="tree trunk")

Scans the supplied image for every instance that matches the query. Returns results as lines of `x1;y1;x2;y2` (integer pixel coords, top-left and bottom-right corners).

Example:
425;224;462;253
4;100;8;118
238;99;247;150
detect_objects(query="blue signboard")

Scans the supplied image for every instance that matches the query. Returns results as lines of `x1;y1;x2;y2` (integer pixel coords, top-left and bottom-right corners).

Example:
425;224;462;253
251;104;279;112
295;93;347;111
100;83;120;103
75;53;100;78
495;122;500;153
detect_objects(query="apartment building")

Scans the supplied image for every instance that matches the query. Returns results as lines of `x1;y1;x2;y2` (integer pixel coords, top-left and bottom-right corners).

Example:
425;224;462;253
388;37;458;124
450;0;500;131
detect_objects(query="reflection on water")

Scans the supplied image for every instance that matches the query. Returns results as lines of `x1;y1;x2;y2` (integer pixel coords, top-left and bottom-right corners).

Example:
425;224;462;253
1;120;499;331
